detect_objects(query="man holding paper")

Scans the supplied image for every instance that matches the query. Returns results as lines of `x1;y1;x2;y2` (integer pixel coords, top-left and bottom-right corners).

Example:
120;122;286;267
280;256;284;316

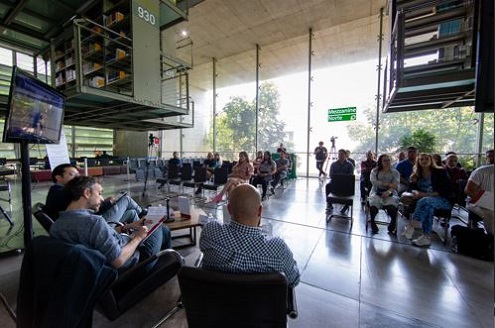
50;176;171;270
465;164;494;235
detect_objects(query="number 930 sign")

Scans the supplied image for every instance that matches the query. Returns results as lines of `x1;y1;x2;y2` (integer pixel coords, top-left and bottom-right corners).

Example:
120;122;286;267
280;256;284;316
133;1;157;27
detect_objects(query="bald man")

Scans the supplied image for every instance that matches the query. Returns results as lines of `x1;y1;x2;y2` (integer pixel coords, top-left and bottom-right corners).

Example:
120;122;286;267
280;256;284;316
199;184;300;287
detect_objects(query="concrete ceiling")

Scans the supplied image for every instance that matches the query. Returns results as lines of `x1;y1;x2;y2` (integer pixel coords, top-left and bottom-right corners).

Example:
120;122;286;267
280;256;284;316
175;0;389;91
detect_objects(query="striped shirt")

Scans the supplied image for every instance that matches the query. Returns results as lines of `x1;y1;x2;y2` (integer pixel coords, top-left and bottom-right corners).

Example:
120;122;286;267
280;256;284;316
200;220;300;287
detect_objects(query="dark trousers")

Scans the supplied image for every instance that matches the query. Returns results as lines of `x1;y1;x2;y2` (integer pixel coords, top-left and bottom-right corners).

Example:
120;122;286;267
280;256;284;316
316;161;325;176
360;179;372;200
251;175;272;197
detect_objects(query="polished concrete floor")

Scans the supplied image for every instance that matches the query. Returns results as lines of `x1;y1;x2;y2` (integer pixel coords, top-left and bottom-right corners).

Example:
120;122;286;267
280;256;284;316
0;174;493;327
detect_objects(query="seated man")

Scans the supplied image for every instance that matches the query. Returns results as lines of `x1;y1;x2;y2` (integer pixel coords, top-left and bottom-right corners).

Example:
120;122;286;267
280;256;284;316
200;184;300;287
395;146;417;194
49;176;171;270
465;164;494;235
271;150;290;190
326;149;354;213
45;163;146;223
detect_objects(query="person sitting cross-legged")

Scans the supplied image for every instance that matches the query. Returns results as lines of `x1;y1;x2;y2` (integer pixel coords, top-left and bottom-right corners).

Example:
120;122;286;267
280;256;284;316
200;184;300;287
45;163;146;223
251;151;277;201
401;154;453;247
368;154;400;234
211;152;254;203
49;176;171;271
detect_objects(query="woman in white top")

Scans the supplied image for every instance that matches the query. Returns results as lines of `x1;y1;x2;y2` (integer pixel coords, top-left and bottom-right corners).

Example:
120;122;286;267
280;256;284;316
368;154;400;235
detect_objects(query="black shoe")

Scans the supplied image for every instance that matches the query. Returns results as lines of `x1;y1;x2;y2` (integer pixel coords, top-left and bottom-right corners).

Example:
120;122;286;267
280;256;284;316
138;208;148;219
195;187;202;195
371;221;379;234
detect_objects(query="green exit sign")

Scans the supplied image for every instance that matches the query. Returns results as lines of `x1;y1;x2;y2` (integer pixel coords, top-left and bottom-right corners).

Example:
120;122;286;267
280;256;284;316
328;107;357;122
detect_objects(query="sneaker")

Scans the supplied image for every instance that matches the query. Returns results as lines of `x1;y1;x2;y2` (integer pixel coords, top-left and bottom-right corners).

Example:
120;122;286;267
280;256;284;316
401;224;415;240
412;234;431;247
138;208;148;219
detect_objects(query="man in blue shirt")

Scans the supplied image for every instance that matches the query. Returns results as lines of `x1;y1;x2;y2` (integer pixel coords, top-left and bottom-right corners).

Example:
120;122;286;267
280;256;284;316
395;146;417;193
200;184;300;287
50;176;169;270
45;163;146;222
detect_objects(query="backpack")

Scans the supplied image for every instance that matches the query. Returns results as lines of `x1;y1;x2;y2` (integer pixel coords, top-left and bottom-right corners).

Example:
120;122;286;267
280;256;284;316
450;225;494;261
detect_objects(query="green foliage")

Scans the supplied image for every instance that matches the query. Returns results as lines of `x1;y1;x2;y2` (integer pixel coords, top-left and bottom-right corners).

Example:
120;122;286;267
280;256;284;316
347;105;494;157
399;128;436;153
212;82;287;158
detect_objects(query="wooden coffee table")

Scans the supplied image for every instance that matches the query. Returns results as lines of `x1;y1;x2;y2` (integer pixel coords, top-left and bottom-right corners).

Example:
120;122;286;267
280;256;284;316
164;208;205;248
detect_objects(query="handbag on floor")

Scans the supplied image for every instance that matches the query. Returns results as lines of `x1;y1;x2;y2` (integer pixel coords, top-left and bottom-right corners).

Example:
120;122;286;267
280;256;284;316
450;225;494;261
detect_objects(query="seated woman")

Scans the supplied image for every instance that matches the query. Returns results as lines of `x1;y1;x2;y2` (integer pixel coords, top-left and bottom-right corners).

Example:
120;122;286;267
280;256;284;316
401;153;453;247
251;151;277;200
360;151;377;204
211;151;254;203
203;152;217;180
443;153;468;203
368;154;400;234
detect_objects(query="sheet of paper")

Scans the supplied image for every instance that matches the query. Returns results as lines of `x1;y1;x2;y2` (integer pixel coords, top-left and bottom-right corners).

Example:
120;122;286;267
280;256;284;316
178;196;191;216
146;206;168;223
45;130;70;170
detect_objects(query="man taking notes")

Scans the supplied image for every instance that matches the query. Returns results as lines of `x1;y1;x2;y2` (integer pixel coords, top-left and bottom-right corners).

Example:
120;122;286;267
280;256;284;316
50;176;170;270
200;184;300;287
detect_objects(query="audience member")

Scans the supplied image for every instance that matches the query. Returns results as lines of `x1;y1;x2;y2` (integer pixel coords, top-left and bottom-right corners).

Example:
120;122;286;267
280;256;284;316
253;151;263;176
326;149;354;213
485;149;494;165
360;150;377;204
276;143;287;153
393;151;406;169
401;154;452;247
211;151;254;203
203;152;217;179
368;154;400;234
444;153;468;202
200;184;300;287
314;141;328;180
45;164;145;223
442;151;462;168
251;151;277;201
464;164;494;235
169;151;181;166
272;151;290;189
49;176;171;271
395;146;417;193
432;154;442;167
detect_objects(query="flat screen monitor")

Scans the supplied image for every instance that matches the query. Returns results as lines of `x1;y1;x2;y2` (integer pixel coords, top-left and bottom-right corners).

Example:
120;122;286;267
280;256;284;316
2;66;65;144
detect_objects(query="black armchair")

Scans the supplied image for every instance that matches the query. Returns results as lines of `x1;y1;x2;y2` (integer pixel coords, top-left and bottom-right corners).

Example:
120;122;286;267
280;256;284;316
28;205;185;323
178;266;298;328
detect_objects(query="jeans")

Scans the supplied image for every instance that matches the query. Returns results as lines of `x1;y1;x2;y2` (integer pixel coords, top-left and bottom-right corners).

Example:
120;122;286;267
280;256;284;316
101;195;142;224
412;196;451;234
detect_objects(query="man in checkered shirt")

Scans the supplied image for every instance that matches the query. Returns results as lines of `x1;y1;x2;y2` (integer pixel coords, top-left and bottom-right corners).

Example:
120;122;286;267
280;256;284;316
200;184;300;287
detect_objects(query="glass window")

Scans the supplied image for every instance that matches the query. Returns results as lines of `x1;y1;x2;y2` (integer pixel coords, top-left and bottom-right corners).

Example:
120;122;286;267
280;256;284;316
0;48;13;66
16;53;34;72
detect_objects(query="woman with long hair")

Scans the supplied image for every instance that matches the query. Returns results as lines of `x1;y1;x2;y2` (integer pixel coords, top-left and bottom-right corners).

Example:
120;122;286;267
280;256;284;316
368;154;400;234
401;153;452;246
251;151;277;200
211;151;254;203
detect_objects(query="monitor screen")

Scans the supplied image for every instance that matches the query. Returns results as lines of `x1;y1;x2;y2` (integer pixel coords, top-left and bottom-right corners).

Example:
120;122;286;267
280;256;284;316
2;66;65;144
